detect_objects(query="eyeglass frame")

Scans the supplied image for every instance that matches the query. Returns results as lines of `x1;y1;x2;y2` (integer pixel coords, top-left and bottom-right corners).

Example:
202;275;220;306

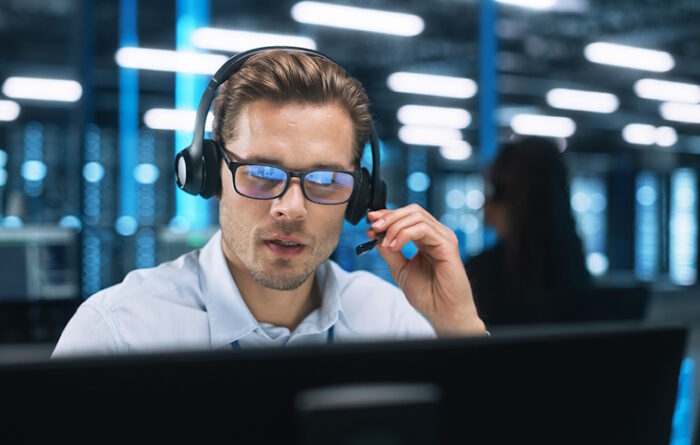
219;147;360;205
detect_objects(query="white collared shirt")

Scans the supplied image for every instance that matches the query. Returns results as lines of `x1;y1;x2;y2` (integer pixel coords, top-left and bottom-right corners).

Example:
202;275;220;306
52;231;436;357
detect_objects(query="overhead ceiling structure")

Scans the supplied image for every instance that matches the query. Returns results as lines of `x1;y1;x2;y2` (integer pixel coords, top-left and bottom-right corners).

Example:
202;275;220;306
0;0;698;160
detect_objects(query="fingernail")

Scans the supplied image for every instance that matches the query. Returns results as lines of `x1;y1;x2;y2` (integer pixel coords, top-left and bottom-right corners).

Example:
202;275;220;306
389;239;397;248
373;218;385;228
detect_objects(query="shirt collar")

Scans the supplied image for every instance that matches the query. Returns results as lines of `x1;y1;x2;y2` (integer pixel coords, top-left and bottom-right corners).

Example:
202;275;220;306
199;230;344;349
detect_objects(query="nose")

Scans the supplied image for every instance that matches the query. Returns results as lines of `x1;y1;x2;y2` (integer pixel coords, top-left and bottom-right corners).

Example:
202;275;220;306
269;178;308;221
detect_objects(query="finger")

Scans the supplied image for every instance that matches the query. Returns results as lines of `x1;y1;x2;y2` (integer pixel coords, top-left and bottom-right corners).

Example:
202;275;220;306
370;204;438;231
375;244;409;284
388;222;456;262
370;205;458;256
365;228;380;240
367;209;390;221
370;205;433;236
387;221;437;250
373;211;428;248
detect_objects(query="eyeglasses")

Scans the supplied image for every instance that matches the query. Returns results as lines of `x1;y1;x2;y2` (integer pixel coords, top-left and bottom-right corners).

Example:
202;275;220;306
220;149;358;205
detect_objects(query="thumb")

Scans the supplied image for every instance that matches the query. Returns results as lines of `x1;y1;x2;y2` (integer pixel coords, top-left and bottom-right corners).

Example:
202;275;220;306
376;245;409;285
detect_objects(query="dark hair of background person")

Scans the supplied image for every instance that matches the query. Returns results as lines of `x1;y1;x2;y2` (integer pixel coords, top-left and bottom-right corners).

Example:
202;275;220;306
465;136;591;325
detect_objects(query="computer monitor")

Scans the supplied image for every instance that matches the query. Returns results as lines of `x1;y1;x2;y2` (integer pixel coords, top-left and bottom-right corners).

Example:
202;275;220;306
0;324;685;444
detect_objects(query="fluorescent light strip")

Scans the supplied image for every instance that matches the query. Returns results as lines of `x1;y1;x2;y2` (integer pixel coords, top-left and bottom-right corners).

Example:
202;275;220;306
398;125;463;146
660;102;700;125
397;105;471;129
546;88;619;113
495;0;557;10
622;123;677;147
0;100;20;121
192;28;316;53
634;79;700;104
2;77;82;102
622;124;656;145
388;72;477;99
440;140;472;161
115;47;227;75
144;108;213;132
510;114;576;138
655;127;678;147
584;42;674;72
291;1;424;37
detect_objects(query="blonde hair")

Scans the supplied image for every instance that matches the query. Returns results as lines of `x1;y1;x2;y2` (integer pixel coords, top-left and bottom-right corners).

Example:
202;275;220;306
212;50;372;164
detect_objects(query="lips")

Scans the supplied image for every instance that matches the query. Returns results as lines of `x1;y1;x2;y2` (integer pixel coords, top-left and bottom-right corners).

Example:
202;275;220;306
263;235;306;258
265;235;304;246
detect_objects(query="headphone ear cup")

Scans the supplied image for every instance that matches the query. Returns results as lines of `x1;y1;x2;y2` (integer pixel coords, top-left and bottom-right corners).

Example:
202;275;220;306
199;139;222;199
174;147;194;192
345;167;371;225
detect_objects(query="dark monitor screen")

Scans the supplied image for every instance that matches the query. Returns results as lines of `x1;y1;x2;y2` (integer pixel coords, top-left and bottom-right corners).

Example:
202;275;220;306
0;324;686;444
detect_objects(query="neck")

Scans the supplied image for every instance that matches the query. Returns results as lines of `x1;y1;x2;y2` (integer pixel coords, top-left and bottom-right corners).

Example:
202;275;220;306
222;242;321;332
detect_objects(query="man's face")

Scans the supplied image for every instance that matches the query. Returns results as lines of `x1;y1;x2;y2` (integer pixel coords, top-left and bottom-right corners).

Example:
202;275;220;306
219;100;355;291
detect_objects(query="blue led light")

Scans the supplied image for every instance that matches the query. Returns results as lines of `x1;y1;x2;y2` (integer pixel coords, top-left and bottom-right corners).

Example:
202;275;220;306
586;252;609;276
21;160;47;182
83;162;105;183
0;169;6;187
83;185;101;225
82;233;101;296
407;172;430;193
0;149;7;168
465;189;485;210
24;181;43;197
669;169;697;285
570;176;607;268
119;0;139;233
588;192;607;213
135;228;156;269
59;215;82;231
461;214;480;234
635;173;660;280
439;213;459;231
133;163;160;184
571;192;590;213
115;215;139;236
2;216;23;228
636;185;657;206
446;189;465;209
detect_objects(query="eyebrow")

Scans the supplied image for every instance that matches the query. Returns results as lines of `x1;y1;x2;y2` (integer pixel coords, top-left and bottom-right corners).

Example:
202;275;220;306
227;152;352;171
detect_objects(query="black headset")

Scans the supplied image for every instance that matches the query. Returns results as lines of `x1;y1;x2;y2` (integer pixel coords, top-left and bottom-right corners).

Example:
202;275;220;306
174;46;386;225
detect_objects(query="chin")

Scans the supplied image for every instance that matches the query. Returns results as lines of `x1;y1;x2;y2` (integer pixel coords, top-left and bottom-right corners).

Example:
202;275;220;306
253;273;309;291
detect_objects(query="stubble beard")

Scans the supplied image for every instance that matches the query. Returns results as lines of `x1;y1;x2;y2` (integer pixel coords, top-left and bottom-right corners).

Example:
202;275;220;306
222;217;342;291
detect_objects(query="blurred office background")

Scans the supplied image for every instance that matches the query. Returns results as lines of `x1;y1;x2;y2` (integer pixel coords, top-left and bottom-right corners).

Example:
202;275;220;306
0;0;698;440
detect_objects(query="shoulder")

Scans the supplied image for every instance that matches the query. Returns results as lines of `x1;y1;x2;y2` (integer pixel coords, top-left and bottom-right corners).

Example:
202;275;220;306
326;261;435;339
54;249;208;356
90;249;204;313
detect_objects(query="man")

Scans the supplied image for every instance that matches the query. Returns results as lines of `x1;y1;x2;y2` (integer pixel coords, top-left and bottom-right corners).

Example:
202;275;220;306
53;50;485;356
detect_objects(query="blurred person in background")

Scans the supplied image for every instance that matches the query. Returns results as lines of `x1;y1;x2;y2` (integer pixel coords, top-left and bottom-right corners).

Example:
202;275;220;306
465;136;591;326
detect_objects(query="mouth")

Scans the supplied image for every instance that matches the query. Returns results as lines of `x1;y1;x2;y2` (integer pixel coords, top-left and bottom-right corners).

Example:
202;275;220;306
263;236;306;258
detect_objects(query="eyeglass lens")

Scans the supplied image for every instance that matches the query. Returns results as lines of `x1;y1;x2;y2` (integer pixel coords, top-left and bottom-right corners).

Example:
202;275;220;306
234;165;355;204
